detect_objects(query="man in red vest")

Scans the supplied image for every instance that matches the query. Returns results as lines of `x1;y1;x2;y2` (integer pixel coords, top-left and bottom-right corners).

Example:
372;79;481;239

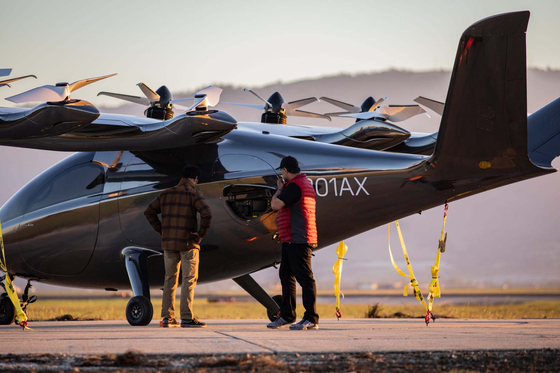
267;156;319;330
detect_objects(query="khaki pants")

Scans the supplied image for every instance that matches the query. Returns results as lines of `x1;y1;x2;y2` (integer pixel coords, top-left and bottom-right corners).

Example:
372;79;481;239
161;249;199;320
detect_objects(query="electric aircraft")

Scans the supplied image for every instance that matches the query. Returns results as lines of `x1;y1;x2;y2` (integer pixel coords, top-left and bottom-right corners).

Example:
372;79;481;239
1;11;559;326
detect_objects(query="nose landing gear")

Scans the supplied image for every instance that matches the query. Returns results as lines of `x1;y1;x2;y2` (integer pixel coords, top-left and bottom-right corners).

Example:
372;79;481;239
0;276;37;326
122;247;162;326
0;292;15;325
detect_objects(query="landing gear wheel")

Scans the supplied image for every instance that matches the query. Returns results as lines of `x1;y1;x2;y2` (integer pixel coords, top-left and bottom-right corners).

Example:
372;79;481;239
126;296;153;326
267;294;283;322
0;294;16;325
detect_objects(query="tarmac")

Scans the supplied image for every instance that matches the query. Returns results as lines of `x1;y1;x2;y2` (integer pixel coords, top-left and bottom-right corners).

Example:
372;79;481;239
1;318;559;355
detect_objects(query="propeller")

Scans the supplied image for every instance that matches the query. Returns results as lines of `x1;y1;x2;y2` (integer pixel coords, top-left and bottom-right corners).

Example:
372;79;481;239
222;89;330;123
321;96;427;122
99;83;222;120
6;73;117;103
98;83;193;111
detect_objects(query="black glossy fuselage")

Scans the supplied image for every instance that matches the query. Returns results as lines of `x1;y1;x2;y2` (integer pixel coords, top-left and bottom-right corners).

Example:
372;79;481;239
0;123;551;290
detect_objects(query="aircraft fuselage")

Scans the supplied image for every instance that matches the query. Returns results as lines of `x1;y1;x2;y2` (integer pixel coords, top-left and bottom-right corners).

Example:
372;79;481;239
0;123;551;290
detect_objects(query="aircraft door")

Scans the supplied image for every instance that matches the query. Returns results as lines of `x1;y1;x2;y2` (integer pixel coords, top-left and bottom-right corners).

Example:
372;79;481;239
19;162;105;276
117;156;178;248
212;155;279;232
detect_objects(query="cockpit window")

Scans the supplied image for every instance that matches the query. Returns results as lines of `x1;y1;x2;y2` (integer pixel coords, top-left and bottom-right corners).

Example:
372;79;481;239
0;152;95;223
28;163;104;212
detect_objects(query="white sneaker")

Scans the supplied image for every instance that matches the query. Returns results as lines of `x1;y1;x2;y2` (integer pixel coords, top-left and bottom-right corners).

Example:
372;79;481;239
289;319;319;330
267;317;293;329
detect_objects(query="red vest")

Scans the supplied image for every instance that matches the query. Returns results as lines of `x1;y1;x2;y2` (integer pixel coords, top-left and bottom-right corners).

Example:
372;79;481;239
276;174;317;244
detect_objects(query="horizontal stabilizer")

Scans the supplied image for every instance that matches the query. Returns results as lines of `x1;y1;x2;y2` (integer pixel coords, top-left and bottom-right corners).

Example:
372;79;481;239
528;97;560;168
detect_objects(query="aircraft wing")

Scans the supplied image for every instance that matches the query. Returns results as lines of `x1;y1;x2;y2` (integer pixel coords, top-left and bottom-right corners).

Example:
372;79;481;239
0;102;237;151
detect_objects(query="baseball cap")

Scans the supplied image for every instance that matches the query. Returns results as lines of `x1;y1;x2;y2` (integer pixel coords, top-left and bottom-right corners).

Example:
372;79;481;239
276;156;300;172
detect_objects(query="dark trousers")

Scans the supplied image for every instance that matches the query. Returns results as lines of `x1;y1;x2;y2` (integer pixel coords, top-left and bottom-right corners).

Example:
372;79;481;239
279;242;319;324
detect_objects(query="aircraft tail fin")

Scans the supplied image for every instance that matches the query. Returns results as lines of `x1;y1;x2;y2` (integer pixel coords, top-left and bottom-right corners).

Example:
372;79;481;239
430;11;544;179
528;97;560;168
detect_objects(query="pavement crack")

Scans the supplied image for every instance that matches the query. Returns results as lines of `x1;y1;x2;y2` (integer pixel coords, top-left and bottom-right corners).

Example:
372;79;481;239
214;331;277;353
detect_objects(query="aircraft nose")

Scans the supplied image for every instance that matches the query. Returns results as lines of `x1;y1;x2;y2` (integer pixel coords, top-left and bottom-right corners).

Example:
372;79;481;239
0;207;22;271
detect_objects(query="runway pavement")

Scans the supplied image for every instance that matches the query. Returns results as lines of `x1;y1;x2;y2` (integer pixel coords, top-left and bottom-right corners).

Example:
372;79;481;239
1;319;559;355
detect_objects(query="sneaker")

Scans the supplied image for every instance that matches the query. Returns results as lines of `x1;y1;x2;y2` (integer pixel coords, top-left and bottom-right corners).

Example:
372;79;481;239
289;319;319;330
181;317;207;328
161;318;180;328
267;317;293;329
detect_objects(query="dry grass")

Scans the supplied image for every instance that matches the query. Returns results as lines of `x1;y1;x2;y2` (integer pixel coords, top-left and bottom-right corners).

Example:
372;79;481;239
22;298;560;321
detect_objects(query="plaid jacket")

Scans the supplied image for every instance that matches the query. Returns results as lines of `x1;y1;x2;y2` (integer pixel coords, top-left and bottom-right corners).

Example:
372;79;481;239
144;178;212;251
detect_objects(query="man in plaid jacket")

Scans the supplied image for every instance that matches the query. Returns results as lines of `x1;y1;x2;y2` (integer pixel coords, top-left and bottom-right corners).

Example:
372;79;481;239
144;165;212;328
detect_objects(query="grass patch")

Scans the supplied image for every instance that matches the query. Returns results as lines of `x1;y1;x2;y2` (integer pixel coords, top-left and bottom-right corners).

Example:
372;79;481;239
22;299;560;321
365;303;382;318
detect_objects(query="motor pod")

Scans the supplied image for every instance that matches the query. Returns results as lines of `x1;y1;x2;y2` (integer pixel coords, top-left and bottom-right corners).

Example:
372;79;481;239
0;100;100;140
145;85;175;120
183;110;238;144
261;111;287;124
146;106;174;120
314;119;411;151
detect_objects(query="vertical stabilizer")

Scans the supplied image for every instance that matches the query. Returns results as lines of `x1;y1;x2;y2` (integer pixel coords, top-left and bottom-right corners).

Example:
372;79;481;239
430;12;541;180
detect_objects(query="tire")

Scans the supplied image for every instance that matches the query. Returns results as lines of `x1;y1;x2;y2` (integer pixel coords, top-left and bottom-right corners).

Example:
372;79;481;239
0;294;16;325
267;294;283;322
126;296;153;326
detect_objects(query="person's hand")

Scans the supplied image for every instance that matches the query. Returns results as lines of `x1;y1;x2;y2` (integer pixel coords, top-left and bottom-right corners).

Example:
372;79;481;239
277;177;284;189
191;232;202;244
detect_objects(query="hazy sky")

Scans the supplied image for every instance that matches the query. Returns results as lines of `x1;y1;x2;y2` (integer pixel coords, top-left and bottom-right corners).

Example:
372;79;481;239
2;0;560;107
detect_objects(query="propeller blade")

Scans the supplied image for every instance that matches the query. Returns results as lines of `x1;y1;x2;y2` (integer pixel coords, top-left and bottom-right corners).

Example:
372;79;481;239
6;84;69;103
378;105;428;122
283;97;318;115
319;97;361;113
137;82;160;102
0;75;37;88
172;103;191;111
341;105;427;122
170;97;195;103
414;96;444;115
68;73;117;93
325;111;357;117
368;97;387;112
97;91;150;106
244;88;272;107
221;102;266;110
0;69;12;77
195;86;223;107
290;109;331;121
340;111;383;120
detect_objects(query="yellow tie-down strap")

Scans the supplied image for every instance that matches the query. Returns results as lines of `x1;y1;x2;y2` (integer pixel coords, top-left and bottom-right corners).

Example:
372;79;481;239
427;203;448;311
0;220;30;330
388;203;449;324
388;222;428;311
332;241;348;319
